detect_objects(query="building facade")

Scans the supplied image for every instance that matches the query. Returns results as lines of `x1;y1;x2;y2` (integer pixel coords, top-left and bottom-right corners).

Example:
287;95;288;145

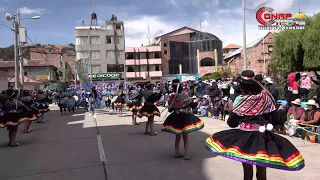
224;32;275;75
74;20;126;83
154;26;223;76
125;46;162;84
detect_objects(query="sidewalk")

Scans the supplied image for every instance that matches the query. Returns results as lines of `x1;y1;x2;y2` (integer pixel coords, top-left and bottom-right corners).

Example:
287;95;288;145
0;106;319;180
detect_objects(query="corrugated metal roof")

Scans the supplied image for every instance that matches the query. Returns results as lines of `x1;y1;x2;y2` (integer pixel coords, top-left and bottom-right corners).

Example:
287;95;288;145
224;35;266;59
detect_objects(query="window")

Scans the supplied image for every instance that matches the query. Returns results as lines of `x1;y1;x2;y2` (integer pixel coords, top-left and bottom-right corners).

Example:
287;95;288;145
90;36;100;44
155;65;160;71
107;64;124;72
127;66;135;72
164;43;167;47
154;52;161;58
91;51;100;60
91;65;102;73
116;51;125;59
24;72;28;76
76;36;88;45
106;36;112;44
140;52;147;59
116;24;122;30
164;50;167;54
126;53;134;59
268;45;273;52
106;51;115;59
76;51;89;59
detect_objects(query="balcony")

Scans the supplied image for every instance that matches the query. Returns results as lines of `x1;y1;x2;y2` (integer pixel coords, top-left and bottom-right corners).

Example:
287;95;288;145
125;58;162;65
126;71;162;78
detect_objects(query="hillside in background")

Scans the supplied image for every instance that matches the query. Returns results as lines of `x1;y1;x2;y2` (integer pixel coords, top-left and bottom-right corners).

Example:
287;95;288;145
0;43;75;61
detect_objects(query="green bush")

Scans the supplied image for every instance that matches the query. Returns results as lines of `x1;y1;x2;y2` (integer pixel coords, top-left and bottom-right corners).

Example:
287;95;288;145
212;72;222;80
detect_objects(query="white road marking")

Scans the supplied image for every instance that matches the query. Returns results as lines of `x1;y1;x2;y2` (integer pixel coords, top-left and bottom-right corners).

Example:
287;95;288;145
94;114;97;119
97;135;106;162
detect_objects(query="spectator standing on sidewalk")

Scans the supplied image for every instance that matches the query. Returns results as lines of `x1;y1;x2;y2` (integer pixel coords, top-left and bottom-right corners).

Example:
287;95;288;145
300;73;312;101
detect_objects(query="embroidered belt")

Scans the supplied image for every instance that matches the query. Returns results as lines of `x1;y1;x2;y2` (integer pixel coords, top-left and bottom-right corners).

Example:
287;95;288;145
239;122;260;131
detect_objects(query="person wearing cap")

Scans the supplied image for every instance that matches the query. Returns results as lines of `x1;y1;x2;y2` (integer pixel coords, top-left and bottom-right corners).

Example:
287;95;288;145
264;77;279;103
300;72;312;101
205;70;304;180
286;99;305;122
300;99;320;126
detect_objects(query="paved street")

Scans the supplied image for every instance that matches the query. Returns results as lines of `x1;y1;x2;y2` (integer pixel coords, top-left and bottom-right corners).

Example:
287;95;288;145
0;105;319;180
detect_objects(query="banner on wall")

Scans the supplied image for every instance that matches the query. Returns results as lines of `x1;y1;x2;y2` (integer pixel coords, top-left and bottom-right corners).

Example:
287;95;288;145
75;58;92;92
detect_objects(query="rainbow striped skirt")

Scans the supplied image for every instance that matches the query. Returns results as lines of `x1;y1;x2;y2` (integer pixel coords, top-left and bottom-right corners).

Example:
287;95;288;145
205;129;305;171
162;112;204;134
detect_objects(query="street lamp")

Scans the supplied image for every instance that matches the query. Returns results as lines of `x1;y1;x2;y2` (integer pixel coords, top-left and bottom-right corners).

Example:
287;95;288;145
5;11;41;89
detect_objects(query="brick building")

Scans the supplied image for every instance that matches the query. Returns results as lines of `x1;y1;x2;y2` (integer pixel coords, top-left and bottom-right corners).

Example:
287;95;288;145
224;32;275;75
154;26;223;76
29;46;76;81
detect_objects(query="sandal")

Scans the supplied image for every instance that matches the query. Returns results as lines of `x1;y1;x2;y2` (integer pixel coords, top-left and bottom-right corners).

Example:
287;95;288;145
144;132;150;135
23;129;32;133
174;154;184;158
184;156;192;160
8;143;19;147
134;122;140;125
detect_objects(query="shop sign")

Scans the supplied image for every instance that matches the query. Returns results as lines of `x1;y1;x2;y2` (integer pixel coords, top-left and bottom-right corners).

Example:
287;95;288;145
88;73;122;79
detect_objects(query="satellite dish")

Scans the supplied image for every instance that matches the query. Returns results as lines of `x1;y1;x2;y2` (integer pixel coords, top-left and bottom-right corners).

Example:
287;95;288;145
5;13;13;21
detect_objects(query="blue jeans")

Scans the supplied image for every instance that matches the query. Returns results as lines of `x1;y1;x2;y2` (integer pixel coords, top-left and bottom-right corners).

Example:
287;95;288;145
199;106;208;116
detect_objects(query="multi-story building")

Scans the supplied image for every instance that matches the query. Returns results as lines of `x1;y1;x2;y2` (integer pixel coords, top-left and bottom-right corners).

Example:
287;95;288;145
154;26;223;76
223;44;241;58
125;46;162;84
0;60;58;90
74;14;125;84
224;32;275;75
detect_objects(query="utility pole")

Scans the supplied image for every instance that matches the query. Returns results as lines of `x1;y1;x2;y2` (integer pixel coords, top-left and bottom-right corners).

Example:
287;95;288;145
13;14;19;89
242;0;247;70
62;55;66;82
17;10;24;89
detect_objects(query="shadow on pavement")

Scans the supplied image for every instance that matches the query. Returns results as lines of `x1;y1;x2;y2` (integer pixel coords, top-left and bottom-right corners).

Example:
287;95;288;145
0;107;220;180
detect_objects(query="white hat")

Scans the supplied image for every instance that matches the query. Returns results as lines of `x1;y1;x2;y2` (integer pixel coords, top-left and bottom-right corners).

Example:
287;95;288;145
306;99;317;106
222;96;228;101
203;95;209;99
301;72;308;76
265;77;274;84
191;96;197;99
291;99;301;106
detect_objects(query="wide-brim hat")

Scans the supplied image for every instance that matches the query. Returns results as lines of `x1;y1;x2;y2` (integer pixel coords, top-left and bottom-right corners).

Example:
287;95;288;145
301;72;308;76
239;70;256;84
265;77;274;84
291;98;301;106
306;99;317;106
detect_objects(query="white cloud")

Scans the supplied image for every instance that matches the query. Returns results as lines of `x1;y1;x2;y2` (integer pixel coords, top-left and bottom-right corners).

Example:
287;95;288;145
18;7;46;15
123;0;314;48
124;16;181;47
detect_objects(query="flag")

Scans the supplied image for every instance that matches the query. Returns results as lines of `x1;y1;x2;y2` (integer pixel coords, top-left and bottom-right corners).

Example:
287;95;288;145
75;58;92;92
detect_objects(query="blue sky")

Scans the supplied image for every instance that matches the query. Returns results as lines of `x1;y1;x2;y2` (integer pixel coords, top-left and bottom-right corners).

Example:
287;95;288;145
0;0;319;48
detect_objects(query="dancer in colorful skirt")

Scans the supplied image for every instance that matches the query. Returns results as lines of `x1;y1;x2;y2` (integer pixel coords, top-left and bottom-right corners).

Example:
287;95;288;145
127;86;143;125
114;84;126;117
20;90;42;133
138;87;161;136
0;89;37;147
205;70;304;180
162;79;204;160
35;90;51;123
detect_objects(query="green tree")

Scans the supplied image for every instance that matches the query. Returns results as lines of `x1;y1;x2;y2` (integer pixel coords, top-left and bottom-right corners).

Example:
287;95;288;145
270;13;320;74
303;13;320;69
